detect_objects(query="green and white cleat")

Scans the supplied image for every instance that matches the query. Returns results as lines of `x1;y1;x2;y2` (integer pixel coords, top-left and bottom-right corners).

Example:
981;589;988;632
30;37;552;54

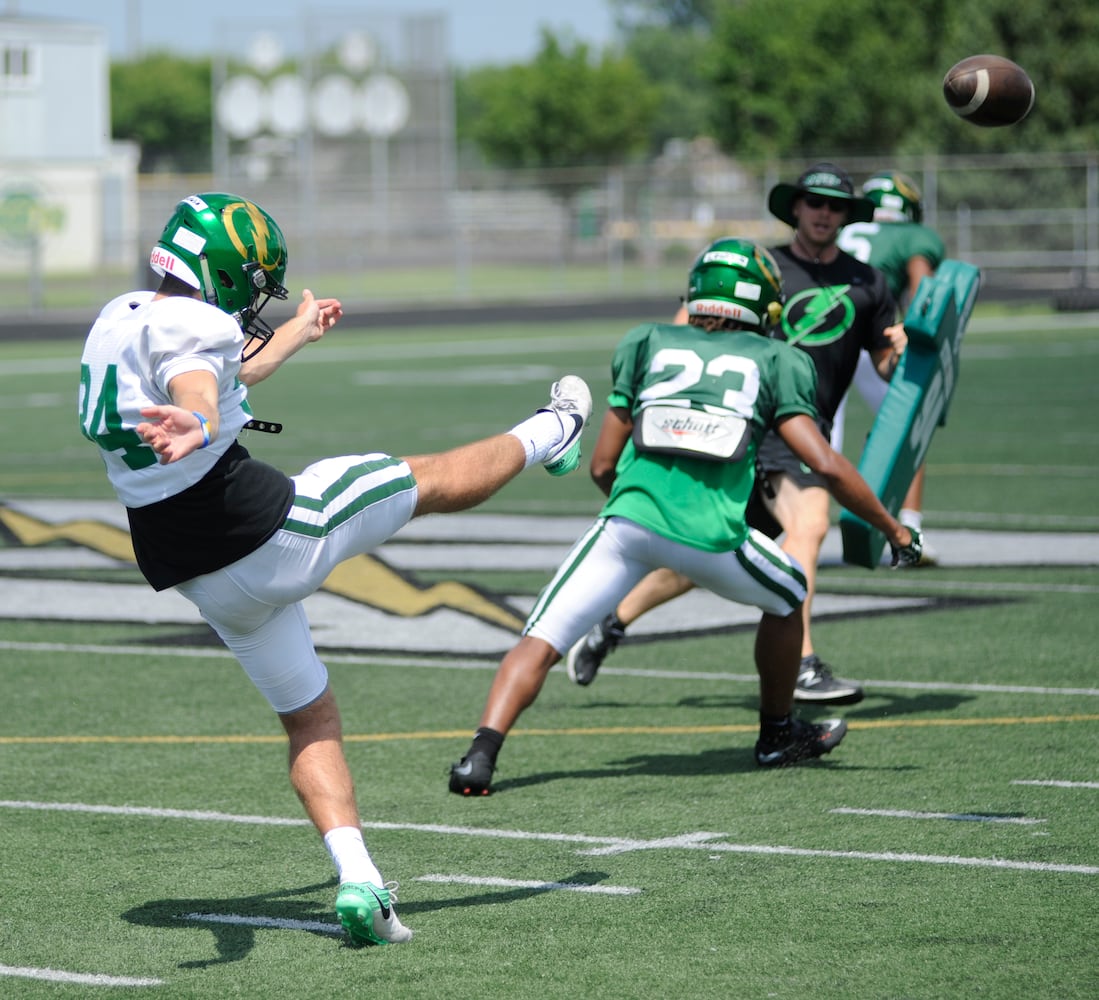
336;881;413;945
541;375;592;477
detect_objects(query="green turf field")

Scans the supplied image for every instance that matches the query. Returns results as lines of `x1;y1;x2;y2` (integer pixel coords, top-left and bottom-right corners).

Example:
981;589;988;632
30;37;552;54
1;306;1097;998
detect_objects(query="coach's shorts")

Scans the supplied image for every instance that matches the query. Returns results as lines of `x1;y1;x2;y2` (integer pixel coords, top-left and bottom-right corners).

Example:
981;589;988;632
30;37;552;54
176;453;418;714
754;423;833;491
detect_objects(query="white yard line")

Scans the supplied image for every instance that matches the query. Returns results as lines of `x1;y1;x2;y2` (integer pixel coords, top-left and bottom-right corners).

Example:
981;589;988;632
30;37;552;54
0;799;1094;876
414;874;640;895
179;912;341;935
0;963;162;987
1012;779;1099;790
3;640;1099;698
830;807;1046;825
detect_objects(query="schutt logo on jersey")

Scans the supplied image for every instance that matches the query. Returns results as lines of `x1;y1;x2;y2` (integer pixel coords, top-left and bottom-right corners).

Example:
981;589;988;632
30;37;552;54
655;412;726;438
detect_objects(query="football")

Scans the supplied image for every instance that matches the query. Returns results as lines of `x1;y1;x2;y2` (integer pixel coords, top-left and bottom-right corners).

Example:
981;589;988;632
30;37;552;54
942;54;1035;127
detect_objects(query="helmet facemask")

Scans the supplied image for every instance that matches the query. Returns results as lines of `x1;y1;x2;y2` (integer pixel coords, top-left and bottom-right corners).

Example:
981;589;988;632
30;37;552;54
209;257;289;362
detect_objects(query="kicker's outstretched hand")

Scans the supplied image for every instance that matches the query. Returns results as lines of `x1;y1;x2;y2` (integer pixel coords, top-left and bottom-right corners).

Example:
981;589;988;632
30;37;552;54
136;405;207;464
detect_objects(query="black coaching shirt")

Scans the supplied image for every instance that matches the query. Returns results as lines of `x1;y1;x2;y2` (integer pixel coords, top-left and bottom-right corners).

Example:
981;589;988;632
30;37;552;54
769;245;896;429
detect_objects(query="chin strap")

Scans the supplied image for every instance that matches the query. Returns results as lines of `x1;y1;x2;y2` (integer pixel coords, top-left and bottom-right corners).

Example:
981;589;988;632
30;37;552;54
243;419;283;434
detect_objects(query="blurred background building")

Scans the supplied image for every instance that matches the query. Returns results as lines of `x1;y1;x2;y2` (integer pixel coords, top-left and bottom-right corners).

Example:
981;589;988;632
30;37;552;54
0;14;138;300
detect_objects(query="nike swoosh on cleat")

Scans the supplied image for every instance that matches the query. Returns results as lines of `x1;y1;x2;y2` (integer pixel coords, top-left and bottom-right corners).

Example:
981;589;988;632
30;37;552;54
367;885;391;919
453;761;473;776
555;413;583;449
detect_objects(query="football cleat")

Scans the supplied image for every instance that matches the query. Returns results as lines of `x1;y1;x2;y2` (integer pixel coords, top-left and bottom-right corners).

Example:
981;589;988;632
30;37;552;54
566;614;626;686
540;375;592;477
448;749;495;796
335;881;412;946
755;717;848;767
795;654;864;705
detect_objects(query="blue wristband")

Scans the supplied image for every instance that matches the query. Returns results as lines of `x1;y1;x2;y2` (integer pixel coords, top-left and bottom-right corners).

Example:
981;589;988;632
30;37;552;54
192;411;211;448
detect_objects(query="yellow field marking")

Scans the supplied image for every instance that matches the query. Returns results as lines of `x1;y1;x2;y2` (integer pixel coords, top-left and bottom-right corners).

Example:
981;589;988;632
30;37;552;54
1;714;1096;746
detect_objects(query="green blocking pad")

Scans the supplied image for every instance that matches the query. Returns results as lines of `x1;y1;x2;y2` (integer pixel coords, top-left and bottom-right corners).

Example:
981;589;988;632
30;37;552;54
839;259;981;568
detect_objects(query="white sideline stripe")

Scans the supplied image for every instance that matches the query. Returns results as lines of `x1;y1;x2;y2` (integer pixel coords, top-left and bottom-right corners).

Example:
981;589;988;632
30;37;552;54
415;874;640;895
1013;779;1099;790
180;912;341;935
0;640;491;671
2;640;1098;698
1;799;1095;876
0;963;162;987
830;807;1046;825
579;840;1099;874
825;578;1099;595
0;799;311;827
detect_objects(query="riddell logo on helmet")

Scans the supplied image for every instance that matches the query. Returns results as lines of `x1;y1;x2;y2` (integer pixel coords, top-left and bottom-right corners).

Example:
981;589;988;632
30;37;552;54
150;247;174;269
694;301;746;318
150;247;200;289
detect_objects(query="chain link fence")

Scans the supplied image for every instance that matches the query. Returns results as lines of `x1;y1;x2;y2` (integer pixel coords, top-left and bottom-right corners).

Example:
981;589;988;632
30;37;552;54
127;149;1099;307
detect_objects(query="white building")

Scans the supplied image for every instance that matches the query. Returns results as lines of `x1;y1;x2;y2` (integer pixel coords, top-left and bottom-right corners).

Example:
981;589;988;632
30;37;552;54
0;14;138;275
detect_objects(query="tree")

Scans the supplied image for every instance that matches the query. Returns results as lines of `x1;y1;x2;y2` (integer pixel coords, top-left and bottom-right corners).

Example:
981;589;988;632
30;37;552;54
457;30;659;253
610;0;720;152
458;30;657;171
703;0;1099;161
110;53;212;172
610;0;721;31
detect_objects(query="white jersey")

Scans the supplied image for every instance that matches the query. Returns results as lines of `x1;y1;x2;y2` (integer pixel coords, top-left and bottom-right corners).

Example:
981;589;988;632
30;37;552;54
78;292;254;508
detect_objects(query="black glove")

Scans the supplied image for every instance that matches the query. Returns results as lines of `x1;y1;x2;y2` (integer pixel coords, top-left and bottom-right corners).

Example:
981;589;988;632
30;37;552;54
890;526;923;568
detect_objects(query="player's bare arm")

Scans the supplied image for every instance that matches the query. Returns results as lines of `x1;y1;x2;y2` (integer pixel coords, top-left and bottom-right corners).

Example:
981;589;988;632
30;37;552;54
905;255;936;300
777;413;912;551
589;406;633;496
239;289;343;386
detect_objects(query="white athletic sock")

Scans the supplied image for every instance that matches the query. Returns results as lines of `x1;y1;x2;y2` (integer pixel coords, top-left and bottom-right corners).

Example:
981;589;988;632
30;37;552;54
324;826;384;886
899;508;923;532
507;410;565;469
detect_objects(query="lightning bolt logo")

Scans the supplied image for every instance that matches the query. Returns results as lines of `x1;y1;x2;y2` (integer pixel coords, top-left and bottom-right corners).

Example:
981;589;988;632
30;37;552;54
0;508;524;632
224;200;284;275
782;285;855;347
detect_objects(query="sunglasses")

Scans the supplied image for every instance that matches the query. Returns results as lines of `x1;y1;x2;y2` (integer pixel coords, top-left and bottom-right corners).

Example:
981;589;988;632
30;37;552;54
801;193;849;213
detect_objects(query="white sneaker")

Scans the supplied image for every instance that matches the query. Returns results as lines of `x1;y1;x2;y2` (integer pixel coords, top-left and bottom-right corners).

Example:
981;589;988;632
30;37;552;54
335;881;413;945
540;375;592;476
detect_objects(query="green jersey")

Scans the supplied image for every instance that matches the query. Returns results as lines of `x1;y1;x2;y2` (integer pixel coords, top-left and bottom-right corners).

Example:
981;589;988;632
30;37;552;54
600;321;818;552
837;221;946;302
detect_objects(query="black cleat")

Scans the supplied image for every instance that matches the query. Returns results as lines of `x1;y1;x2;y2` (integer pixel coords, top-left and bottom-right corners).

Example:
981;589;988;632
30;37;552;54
448;749;495;796
755;717;848;767
566;614;626;686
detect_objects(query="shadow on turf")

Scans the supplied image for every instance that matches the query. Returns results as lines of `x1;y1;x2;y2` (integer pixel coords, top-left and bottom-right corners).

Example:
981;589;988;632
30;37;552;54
122;872;614;964
123;881;339;967
664;689;978;716
486;745;831;793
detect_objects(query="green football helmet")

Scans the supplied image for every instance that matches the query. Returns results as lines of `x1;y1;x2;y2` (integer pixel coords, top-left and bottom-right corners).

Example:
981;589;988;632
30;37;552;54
686;238;784;332
150;193;289;358
861;171;923;224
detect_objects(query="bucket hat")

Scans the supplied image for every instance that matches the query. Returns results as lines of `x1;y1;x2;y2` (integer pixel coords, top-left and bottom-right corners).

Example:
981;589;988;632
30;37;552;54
767;162;875;227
